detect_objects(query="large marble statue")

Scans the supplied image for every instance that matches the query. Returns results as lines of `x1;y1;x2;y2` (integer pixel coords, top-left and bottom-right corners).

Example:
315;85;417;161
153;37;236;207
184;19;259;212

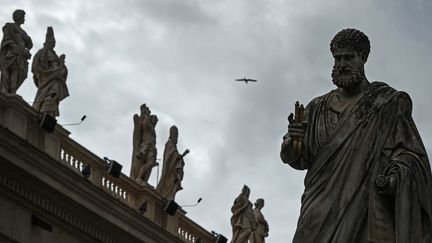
32;27;68;116
130;104;159;185
0;9;33;94
156;126;189;200
230;185;256;243
280;28;432;242
250;199;269;243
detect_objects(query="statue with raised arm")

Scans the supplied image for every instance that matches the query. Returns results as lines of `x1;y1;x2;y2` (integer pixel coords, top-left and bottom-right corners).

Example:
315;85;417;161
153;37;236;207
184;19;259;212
230;185;256;243
250;198;269;243
280;28;432;242
156;125;189;200
130;104;159;185
0;9;33;94
32;27;68;117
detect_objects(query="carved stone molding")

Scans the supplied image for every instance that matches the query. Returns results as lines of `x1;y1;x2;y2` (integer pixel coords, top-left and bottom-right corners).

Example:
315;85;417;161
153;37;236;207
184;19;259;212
0;174;115;243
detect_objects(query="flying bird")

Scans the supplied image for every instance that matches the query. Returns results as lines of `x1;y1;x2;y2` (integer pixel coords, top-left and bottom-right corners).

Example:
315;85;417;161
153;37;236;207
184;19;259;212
235;78;257;84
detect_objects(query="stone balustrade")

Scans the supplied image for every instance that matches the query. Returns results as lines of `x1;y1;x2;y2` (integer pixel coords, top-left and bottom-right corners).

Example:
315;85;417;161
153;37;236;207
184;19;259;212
0;92;216;243
177;214;215;243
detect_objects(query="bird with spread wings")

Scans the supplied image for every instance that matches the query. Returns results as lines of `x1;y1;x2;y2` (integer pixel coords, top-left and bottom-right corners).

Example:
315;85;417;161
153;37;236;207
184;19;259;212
235;78;257;84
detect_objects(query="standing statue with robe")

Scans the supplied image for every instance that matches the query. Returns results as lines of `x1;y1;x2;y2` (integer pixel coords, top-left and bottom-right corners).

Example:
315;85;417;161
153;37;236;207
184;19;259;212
130;104;159;185
250;198;269;243
0;9;33;94
280;28;432;242
230;185;256;243
156;125;189;200
32;27;68;117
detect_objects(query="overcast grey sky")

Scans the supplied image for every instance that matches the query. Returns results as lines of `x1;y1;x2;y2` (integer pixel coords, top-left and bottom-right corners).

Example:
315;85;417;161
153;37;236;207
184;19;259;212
2;0;432;241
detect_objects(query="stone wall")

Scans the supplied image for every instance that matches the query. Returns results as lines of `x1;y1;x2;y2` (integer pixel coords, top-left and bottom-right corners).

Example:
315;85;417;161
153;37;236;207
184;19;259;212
0;93;214;243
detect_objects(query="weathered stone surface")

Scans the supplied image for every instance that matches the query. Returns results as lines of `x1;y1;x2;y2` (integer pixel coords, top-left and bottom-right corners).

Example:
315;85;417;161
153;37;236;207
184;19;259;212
280;28;432;242
156;125;189;200
0;9;33;94
250;199;269;243
32;26;68;117
230;185;256;243
0;92;216;243
130;104;158;185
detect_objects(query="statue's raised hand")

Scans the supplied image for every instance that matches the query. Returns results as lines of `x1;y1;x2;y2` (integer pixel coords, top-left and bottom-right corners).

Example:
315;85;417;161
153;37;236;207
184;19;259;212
287;113;307;140
285;102;306;154
281;102;307;167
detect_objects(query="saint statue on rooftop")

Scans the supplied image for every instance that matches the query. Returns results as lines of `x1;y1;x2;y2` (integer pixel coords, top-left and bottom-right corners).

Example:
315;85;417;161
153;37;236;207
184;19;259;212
156;125;189;200
230;185;256;243
250;198;269;243
130;104;159;185
32;26;68;117
0;9;33;94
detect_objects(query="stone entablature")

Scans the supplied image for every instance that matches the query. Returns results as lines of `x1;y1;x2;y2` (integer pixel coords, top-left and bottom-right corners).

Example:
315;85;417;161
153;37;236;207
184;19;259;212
0;92;214;243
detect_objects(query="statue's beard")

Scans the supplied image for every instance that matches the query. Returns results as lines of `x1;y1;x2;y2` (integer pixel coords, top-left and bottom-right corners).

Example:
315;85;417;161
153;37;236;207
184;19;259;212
331;66;364;89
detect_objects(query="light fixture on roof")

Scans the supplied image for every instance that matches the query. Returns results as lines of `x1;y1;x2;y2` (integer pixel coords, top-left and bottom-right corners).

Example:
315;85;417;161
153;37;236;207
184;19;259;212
39;113;57;133
163;199;179;216
103;157;123;178
211;231;227;243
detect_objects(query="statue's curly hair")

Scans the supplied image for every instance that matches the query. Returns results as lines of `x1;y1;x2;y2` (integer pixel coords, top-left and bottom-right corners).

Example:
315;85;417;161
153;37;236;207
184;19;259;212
330;28;370;62
12;9;25;22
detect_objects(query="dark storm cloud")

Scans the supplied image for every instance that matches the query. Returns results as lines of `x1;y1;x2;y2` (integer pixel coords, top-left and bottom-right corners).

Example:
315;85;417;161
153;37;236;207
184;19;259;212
2;0;432;242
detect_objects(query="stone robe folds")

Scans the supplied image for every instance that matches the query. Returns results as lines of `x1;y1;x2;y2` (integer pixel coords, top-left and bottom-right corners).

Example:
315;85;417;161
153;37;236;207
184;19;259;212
231;192;256;243
130;113;156;183
156;140;184;200
32;48;68;116
287;82;432;243
251;208;269;243
0;22;32;93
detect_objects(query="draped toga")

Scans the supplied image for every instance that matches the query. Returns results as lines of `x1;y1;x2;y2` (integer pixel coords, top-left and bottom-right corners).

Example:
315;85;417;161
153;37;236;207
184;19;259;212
32;48;68;116
231;190;256;243
289;82;432;242
0;22;32;93
156;139;184;200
